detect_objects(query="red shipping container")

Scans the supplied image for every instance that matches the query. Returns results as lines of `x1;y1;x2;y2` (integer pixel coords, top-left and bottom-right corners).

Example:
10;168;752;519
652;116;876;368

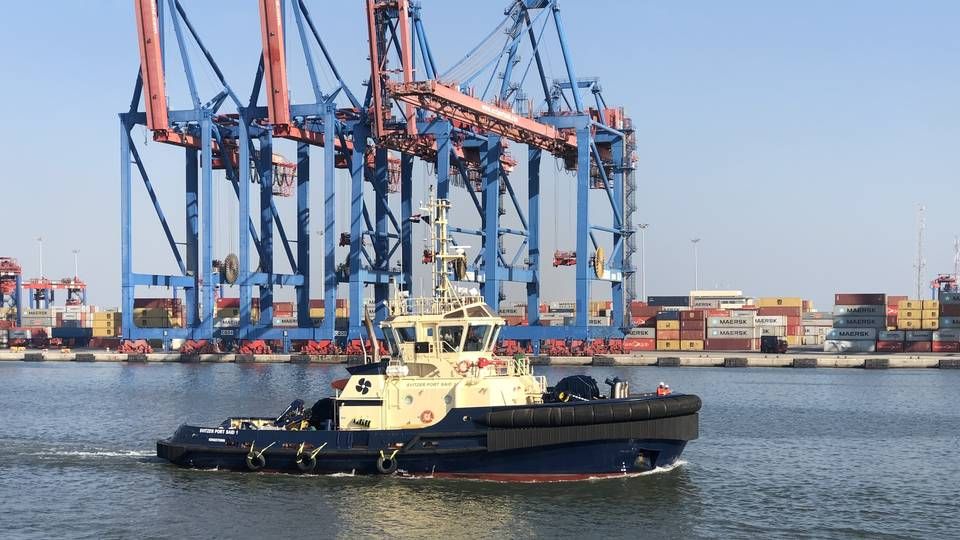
308;299;325;308
886;316;898;328
905;341;932;353
622;338;656;352
217;298;240;308
704;309;731;317
680;319;705;331
885;306;898;316
876;340;904;353
802;300;811;312
658;330;680;340
503;316;527;326
786;316;800;327
786;325;801;336
680;310;705;321
632;306;661;317
704;338;757;351
932;341;960;353
680;330;704;340
757;307;802;317
940;304;960;317
632;316;656;327
835;293;885;306
887;295;908;306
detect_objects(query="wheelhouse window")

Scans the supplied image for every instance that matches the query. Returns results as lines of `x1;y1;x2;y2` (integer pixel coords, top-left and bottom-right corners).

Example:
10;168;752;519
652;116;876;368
464;324;492;351
438;325;464;352
395;326;417;342
382;330;399;355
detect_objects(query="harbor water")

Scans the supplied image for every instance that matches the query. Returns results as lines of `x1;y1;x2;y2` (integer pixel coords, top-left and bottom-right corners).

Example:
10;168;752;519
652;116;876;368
1;363;958;539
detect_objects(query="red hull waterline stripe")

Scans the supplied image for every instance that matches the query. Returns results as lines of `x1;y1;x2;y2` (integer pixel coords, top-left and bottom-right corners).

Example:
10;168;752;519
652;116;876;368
426;472;635;483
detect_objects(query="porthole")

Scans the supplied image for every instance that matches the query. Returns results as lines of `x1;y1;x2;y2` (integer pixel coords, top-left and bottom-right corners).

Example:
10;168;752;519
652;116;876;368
404;395;414;405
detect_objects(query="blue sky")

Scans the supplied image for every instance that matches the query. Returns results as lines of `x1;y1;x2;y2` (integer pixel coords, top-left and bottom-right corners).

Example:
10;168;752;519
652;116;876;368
1;0;959;310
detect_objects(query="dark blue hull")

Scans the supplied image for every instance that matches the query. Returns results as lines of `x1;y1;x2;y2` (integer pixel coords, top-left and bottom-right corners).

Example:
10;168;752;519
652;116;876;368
157;395;700;481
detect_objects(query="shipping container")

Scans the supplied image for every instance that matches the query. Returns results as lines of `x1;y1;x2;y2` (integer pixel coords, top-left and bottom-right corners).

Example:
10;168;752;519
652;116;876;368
835;293;885;306
760;326;786;337
706;316;755;327
823;339;876;353
622;338;655;352
754;315;787;326
680;310;705;321
939;317;960;328
922;300;940;311
708;327;761;339
919;309;938;320
704;338;757;351
656;340;680;350
756;297;803;308
757;306;803;317
932;329;960;342
939;292;960;304
656;311;681;321
876;340;905;353
905;331;933;342
655;320;679;331
834;305;886;316
680;340;704;351
679;330;704;341
898;300;923;310
905;341;932;353
827;328;877;340
831;316;886;328
680;319;705;331
921;319;939;330
940;304;960;317
897;319;921;329
932;341;960;353
657;330;680;340
878;330;905;341
647;296;689;307
626;327;656;338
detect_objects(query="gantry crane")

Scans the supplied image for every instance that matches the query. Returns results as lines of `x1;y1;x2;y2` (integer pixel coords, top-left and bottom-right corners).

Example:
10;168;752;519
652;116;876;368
0;257;23;327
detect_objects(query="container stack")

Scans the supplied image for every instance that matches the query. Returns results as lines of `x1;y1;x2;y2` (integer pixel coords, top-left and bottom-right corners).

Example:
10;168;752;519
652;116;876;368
800;312;832;346
623;326;655;352
272;301;297;327
895;299;937;331
688;290;748;309
756;297;803;346
655;311;681;351
679;309;705;350
940;292;960;330
824;293;885;353
21;308;54;328
91;310;121;338
647;296;690;311
705;312;759;351
133;298;183;328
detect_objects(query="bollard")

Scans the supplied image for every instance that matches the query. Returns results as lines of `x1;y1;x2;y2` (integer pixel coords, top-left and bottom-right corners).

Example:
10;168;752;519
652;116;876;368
792;358;817;368
656;357;680;367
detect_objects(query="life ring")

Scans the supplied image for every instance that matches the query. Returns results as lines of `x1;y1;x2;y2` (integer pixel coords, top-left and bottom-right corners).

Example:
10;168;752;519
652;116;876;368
376;450;399;474
245;453;266;471
419;410;435;423
295;455;316;473
456;360;471;374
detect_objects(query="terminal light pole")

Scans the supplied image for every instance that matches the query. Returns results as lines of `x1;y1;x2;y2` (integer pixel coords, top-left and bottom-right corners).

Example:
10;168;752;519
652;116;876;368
72;249;80;280
36;237;44;278
914;205;925;299
691;238;701;291
638;223;649;301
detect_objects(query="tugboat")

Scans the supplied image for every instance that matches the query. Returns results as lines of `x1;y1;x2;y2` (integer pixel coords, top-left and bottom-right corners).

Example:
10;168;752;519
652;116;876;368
157;195;701;481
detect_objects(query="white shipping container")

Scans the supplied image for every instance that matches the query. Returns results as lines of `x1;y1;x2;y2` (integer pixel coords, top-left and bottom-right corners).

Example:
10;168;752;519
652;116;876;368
802;326;831;336
708;327;761;339
707;316;756;328
802;335;823;346
214;317;240;328
827;328;877;340
823;339;876;353
878;331;905;341
587;317;609;326
23;309;51;317
627;327;655;338
62;312;82;321
754;316;787;326
760;326;786;337
689;299;720;308
65;305;84;313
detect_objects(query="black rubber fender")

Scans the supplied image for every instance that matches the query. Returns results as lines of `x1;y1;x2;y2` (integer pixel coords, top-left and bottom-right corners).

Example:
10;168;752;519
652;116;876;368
376;454;398;474
245;453;266;471
295;455;316;473
478;394;702;428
